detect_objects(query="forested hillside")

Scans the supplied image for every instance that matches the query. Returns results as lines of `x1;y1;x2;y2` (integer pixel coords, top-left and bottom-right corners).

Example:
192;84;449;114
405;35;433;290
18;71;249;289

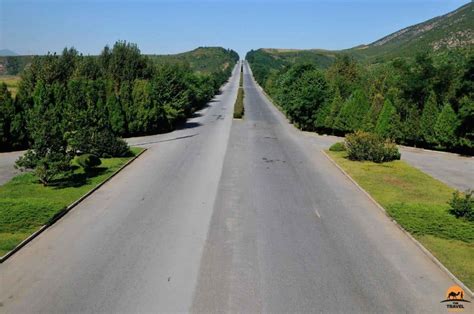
349;1;474;61
0;41;238;152
247;2;473;71
247;47;473;154
151;47;239;73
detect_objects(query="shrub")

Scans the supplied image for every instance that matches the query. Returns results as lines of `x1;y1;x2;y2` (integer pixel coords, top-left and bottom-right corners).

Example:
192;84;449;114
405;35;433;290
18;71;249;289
16;150;73;186
448;190;474;221
76;154;102;170
89;131;131;158
329;142;346;152
345;131;401;163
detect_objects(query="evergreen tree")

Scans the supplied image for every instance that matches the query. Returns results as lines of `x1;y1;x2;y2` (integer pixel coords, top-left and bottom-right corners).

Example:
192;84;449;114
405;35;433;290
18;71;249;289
456;96;474;153
324;87;343;130
106;94;126;135
420;91;440;145
314;100;331;130
375;99;401;140
16;82;72;185
363;93;384;131
0;83;14;150
434;103;459;149
334;89;369;132
401;103;422;146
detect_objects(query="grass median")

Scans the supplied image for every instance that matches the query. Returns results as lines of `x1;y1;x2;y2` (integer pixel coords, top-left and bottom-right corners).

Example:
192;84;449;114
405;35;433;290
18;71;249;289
327;150;474;290
0;147;144;257
233;65;244;119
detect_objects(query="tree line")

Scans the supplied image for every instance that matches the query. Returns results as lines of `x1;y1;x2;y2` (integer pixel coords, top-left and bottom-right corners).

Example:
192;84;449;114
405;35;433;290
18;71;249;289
0;41;237;184
0;42;238;151
246;49;473;154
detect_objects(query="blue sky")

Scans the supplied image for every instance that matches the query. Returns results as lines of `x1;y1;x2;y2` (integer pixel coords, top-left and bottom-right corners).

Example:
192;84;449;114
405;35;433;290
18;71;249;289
0;0;470;58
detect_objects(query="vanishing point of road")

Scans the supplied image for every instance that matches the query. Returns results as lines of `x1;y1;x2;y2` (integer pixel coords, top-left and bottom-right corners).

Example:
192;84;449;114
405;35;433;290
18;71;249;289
0;62;468;313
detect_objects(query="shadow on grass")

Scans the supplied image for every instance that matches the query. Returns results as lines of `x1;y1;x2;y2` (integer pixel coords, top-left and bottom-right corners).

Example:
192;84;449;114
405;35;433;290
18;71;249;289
51;167;108;189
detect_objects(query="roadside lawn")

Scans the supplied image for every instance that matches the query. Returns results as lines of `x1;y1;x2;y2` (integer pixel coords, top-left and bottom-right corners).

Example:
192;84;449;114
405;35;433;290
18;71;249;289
327;150;474;290
0;147;144;257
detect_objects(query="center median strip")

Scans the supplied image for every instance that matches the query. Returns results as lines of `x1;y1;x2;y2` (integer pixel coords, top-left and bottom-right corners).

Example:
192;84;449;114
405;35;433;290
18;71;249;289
0;148;147;263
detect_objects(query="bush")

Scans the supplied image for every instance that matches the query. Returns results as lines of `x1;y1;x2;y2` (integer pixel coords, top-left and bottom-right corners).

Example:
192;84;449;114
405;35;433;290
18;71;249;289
16;150;73;186
329;142;346;152
345;131;401;163
76;154;102;170
89;131;131;158
449;190;474;221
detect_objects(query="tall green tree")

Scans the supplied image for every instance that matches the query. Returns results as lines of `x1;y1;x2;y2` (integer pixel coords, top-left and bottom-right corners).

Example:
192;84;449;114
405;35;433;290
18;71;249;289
0;83;14;150
324;87;343;130
363;93;384;131
334;89;370;133
375;99;401;140
434;103;459;149
16;82;72;185
420;91;440;145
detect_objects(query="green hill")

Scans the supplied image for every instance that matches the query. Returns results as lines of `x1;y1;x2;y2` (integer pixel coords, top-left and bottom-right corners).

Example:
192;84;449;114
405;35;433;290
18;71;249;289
349;2;473;60
149;47;239;74
247;2;473;71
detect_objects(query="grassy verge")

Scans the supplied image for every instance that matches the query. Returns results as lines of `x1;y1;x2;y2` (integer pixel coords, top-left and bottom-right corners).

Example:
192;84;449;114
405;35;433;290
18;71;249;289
327;150;474;290
0;147;144;256
233;68;244;119
233;87;244;119
0;75;20;97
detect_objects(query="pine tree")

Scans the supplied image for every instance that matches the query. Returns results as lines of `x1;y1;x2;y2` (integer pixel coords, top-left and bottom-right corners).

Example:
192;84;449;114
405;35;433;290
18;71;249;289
334;89;369;132
324;87;343;130
434;103;459;149
420;91;440;145
314;100;331;130
16;82;72;185
375;99;401;140
0;83;14;150
363;93;384;131
106;94;126;135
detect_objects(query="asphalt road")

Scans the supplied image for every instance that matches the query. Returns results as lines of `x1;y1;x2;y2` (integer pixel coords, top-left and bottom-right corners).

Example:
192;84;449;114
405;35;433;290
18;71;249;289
0;66;239;313
0;62;469;313
0;150;24;185
192;62;465;313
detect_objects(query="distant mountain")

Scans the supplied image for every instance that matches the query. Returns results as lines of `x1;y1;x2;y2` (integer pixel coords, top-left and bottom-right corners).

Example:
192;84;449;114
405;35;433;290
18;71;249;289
349;1;474;60
0;49;19;56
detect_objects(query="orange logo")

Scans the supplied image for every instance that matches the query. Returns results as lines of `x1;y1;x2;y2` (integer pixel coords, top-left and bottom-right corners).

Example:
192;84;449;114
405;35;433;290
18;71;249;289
440;285;470;311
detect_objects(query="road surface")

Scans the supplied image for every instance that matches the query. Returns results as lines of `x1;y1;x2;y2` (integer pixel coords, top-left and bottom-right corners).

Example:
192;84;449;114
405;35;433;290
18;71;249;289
0;62;469;313
0;150;24;185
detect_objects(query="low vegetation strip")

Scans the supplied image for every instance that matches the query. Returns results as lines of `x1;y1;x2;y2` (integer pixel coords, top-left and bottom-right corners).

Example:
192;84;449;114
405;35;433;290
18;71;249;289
0;147;144;257
327;150;474;290
233;67;244;119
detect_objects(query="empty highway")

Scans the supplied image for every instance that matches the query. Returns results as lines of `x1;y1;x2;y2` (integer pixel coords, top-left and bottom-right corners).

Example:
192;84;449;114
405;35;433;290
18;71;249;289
0;62;468;313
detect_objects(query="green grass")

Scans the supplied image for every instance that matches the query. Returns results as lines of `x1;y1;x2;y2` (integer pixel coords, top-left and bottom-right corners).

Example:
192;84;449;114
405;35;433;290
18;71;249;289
233;87;244;119
0;75;20;97
233;70;245;119
327;150;474;289
0;147;144;256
